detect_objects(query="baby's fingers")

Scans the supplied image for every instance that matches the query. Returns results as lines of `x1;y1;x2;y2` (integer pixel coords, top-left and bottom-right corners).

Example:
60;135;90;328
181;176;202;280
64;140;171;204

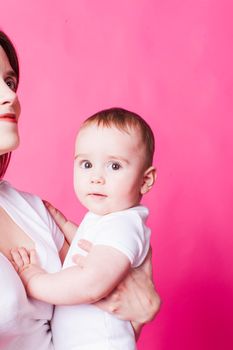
29;249;39;265
10;260;20;273
18;247;30;265
10;248;25;271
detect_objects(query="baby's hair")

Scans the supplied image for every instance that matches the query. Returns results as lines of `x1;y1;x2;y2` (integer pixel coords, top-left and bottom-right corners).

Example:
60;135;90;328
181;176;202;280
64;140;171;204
81;107;155;168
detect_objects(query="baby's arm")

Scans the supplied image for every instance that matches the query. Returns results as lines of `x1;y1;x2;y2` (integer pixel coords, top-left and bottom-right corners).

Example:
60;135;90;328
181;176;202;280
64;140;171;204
11;245;131;305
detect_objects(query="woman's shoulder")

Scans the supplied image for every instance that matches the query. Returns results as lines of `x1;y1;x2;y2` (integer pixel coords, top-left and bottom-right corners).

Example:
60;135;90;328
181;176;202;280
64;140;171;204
0;180;44;211
0;180;33;195
0;180;64;251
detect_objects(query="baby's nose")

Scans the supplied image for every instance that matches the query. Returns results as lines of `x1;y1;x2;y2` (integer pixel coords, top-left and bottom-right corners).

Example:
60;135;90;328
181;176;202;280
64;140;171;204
91;175;105;184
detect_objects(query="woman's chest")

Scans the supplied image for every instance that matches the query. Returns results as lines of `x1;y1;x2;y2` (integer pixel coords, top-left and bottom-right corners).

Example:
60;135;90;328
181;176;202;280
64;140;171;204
0;253;53;341
0;207;34;260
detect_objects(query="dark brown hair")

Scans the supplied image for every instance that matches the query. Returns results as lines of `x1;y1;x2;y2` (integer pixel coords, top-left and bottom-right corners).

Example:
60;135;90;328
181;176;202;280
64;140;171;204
0;30;19;179
81;107;155;168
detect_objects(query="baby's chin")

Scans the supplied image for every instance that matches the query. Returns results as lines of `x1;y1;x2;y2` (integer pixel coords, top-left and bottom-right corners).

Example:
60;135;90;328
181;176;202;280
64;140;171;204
88;204;135;216
87;206;113;216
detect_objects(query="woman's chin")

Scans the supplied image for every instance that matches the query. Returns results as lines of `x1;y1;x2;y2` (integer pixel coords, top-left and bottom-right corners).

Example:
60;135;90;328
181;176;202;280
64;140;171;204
0;137;20;155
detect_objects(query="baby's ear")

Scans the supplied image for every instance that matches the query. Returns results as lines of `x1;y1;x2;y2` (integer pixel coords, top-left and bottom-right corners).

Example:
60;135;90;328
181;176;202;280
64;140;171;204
140;166;157;195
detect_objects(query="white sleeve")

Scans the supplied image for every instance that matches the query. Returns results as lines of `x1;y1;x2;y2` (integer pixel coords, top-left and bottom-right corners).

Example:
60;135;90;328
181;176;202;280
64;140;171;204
94;211;150;268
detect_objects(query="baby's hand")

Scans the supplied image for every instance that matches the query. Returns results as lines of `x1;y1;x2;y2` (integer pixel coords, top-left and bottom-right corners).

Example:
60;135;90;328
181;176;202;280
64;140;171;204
10;247;46;292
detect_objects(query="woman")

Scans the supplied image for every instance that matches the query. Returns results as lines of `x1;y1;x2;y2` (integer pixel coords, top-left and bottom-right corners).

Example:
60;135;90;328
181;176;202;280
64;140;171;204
0;30;160;349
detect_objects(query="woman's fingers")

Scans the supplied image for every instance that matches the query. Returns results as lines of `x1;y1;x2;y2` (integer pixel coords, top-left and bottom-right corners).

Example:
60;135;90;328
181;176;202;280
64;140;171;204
43;200;67;230
72;240;93;267
77;239;92;252
95;291;120;313
72;254;86;268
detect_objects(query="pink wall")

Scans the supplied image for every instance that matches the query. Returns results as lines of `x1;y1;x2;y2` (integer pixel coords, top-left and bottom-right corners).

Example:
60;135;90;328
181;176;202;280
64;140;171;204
2;1;233;349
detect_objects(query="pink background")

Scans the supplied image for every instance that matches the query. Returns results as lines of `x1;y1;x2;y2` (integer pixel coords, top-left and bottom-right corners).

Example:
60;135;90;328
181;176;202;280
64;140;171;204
1;1;233;349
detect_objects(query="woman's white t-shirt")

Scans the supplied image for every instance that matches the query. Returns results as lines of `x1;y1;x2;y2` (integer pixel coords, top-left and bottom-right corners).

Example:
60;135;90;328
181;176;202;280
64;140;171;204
0;181;64;350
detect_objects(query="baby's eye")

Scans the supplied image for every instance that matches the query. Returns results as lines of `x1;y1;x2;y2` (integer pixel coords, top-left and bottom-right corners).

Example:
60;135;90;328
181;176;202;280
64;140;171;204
80;160;92;169
107;162;121;171
5;78;17;92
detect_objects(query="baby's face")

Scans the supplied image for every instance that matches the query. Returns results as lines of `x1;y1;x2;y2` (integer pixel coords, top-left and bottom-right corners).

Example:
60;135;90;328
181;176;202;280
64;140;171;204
73;123;147;215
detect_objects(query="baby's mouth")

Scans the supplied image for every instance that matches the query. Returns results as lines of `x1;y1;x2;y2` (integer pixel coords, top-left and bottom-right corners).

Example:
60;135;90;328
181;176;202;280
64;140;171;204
88;193;107;197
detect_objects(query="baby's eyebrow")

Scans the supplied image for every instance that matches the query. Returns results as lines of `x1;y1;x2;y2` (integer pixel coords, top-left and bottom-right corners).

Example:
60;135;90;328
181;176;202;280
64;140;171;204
107;155;129;164
74;154;89;159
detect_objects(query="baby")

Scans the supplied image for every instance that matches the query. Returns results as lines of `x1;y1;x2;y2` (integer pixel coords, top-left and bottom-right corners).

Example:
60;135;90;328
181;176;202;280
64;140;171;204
11;107;156;350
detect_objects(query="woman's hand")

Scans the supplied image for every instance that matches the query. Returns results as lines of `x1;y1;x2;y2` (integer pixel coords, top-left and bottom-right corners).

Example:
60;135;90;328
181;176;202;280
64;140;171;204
43;201;78;245
74;241;161;339
97;249;161;336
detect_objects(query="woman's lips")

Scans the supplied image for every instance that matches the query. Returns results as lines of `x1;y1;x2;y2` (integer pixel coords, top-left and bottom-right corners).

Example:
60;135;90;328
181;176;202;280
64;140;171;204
0;113;17;123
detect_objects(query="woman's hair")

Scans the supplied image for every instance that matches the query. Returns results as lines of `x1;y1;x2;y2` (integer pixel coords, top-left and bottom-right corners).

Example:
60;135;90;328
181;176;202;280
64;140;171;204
81;107;155;168
0;30;19;179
